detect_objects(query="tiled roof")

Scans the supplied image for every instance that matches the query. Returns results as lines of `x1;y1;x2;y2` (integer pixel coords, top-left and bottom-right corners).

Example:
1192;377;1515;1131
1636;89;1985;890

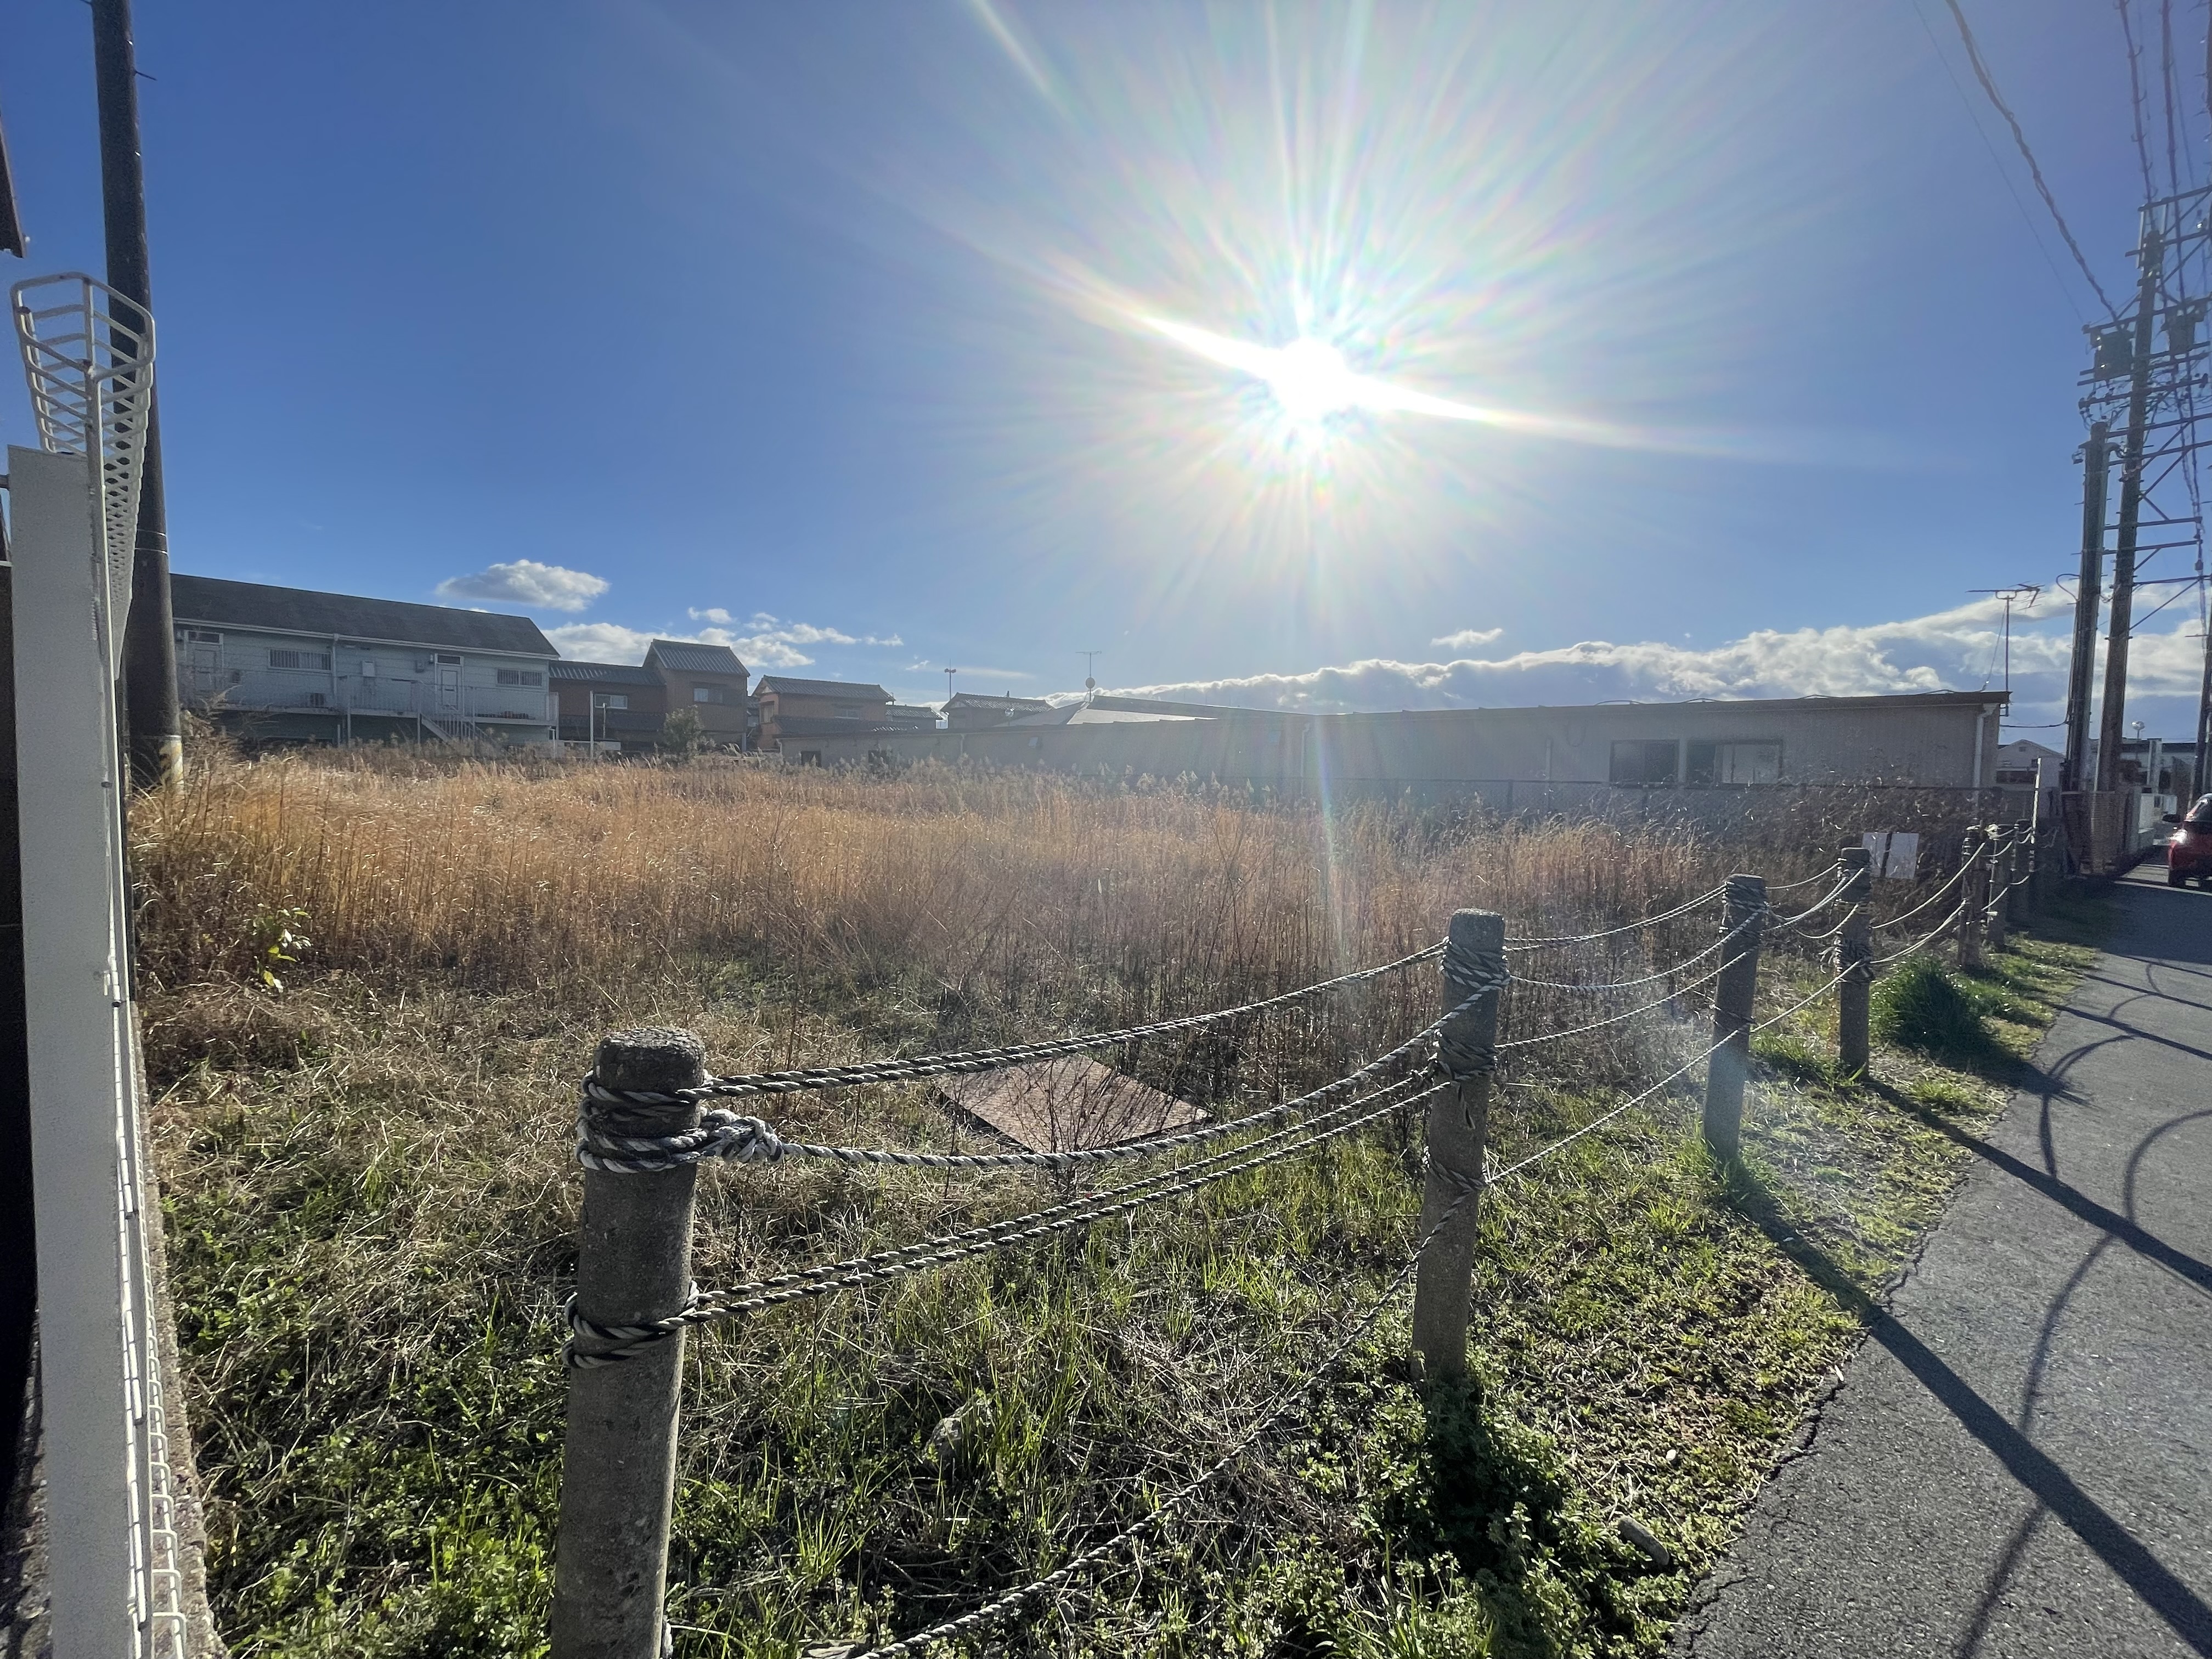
757;676;893;702
646;639;747;675
549;661;661;685
172;574;555;656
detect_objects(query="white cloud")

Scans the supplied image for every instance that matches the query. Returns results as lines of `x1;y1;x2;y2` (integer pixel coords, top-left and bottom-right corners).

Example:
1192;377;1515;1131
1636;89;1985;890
546;611;904;670
544;622;659;662
1118;596;2210;733
437;560;609;612
1432;627;1504;650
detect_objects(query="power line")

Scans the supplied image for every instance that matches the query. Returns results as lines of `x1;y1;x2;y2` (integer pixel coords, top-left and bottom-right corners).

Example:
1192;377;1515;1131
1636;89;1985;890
2120;0;2159;200
2157;0;2185;196
1940;0;2118;314
1906;0;2087;321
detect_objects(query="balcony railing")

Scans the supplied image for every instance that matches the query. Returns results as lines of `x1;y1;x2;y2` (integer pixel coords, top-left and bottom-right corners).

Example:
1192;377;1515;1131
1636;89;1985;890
180;670;553;726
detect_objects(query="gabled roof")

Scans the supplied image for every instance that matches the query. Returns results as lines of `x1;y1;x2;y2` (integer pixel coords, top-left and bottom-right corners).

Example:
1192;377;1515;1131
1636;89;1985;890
756;675;894;702
945;692;1049;712
645;639;747;675
549;661;661;686
173;574;556;656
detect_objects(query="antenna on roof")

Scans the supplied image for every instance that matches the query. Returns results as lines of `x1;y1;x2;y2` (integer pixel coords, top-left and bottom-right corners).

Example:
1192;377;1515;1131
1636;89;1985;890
944;667;956;705
1079;650;1102;697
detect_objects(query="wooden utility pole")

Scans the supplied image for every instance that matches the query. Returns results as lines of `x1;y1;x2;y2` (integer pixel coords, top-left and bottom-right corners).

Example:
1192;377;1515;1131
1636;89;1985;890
2062;424;2110;792
2096;220;2164;794
92;0;183;789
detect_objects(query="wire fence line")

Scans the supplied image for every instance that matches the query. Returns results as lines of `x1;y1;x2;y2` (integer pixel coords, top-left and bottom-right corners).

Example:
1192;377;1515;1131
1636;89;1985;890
597;940;1448;1110
565;1075;1440;1367
550;819;2052;1655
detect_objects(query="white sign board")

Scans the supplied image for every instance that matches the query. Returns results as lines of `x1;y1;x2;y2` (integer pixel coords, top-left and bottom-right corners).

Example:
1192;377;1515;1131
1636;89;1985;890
1864;831;1920;881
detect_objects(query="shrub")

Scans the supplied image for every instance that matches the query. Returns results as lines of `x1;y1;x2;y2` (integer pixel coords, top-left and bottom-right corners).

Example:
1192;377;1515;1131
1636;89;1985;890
1871;957;1995;1065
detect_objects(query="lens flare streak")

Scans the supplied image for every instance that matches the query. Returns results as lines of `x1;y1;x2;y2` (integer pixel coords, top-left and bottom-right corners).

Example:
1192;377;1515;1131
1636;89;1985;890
1133;312;1763;457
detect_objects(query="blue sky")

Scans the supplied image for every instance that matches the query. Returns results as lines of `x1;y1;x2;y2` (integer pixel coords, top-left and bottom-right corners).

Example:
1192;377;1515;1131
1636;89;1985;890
3;0;2208;737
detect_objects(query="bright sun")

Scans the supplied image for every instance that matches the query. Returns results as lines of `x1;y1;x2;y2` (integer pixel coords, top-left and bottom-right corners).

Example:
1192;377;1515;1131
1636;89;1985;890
1261;337;1363;425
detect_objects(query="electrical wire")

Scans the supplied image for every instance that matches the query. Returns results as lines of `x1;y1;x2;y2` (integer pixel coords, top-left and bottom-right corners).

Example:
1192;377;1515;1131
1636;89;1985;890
1940;0;2118;314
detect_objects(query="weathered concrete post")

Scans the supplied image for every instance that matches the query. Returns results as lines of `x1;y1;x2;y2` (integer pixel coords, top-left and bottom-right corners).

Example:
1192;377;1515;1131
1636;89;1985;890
1984;825;2011;952
1701;874;1767;1160
1836;845;1874;1076
1956;830;1986;970
552;1028;707;1659
1409;910;1504;1384
2006;820;2033;927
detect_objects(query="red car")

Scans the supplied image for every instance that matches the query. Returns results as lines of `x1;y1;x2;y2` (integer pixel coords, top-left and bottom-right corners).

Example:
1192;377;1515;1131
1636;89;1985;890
2168;794;2212;887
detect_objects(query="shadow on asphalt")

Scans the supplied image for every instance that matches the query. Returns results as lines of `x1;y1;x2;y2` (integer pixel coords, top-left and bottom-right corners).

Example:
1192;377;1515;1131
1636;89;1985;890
1875;1085;2212;1297
1723;1163;2212;1655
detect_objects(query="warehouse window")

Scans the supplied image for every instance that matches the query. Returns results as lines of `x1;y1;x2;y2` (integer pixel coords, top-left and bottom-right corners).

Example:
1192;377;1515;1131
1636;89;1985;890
496;668;544;687
693;684;734;704
1609;739;1680;786
268;648;331;670
1685;740;1782;786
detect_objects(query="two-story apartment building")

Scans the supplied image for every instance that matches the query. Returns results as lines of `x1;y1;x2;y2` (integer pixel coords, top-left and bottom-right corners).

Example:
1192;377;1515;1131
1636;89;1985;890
172;574;558;746
552;640;750;753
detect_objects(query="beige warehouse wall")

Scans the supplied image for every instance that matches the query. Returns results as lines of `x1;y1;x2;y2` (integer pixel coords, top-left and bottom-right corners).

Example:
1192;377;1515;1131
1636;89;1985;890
803;696;2004;794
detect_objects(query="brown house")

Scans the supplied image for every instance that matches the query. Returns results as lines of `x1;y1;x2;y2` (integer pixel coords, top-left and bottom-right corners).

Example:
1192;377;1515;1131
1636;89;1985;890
754;675;900;758
552;639;749;752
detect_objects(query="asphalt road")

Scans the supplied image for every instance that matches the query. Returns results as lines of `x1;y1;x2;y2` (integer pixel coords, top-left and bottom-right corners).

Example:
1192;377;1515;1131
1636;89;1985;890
1673;868;2212;1659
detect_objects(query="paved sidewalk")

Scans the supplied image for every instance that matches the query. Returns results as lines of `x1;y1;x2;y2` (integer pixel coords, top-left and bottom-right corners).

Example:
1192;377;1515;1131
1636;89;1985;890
1674;869;2212;1659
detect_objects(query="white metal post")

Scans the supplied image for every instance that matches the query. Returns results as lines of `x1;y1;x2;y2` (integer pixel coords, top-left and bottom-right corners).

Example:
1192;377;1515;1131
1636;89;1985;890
9;445;181;1658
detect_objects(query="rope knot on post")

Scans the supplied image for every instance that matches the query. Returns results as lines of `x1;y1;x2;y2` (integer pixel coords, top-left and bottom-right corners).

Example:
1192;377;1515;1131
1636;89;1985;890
1435;935;1511;1080
576;1078;788;1172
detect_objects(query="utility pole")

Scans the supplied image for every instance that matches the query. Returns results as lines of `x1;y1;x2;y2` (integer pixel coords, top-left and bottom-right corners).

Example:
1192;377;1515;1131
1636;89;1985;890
2096;219;2164;792
92;0;183;789
2064;424;2111;791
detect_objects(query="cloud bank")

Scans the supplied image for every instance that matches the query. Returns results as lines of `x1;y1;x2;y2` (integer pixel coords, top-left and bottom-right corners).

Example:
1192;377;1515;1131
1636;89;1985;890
438;560;609;612
1120;596;2209;729
546;610;903;669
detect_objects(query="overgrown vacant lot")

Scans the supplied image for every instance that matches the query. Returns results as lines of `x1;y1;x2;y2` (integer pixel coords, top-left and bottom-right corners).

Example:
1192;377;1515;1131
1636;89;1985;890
134;751;2103;1657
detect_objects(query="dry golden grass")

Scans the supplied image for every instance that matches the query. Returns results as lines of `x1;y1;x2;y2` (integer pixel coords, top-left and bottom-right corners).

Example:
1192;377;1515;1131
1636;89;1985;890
131;749;1827;1005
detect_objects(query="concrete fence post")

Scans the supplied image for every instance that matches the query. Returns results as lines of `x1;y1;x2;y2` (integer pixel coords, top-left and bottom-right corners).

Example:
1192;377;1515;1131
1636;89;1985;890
552;1028;707;1659
2007;820;2033;927
1836;845;1874;1076
1984;824;2011;953
1956;830;1986;970
1701;874;1766;1160
1409;909;1504;1384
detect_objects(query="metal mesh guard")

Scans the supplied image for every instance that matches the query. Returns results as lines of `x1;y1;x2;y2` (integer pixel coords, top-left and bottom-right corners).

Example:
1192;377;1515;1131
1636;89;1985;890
11;272;156;644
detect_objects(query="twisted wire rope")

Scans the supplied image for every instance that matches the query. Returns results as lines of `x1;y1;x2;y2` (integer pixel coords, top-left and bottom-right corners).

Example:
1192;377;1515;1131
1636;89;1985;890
1763;868;1858;930
1489;956;1854;1185
565;1076;1437;1367
1501;884;1730;951
1762;861;1849;894
578;956;1509;1178
1873;896;1972;966
1496;951;1736;1051
620;942;1446;1108
1506;904;1766;992
1869;845;1983;934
